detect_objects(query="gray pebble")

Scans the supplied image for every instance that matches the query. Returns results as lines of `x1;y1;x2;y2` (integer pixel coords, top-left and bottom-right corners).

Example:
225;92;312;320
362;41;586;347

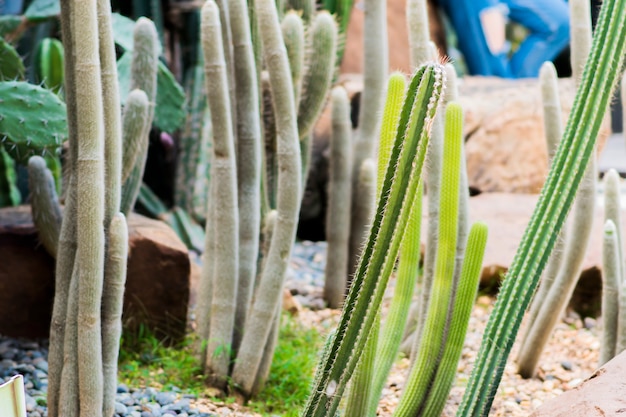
115;401;128;415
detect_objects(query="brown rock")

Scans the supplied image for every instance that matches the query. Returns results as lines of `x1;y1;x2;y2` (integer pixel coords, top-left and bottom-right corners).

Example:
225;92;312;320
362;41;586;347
0;206;190;341
340;0;446;74
529;349;626;416
460;193;613;317
282;288;302;316
460;76;610;194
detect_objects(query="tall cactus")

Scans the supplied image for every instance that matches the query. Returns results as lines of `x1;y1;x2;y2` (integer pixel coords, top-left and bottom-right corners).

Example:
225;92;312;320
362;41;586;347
302;63;445;417
458;0;626;413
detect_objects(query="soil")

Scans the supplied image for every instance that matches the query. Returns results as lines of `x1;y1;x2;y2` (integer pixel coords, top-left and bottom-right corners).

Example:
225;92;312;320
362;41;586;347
191;295;602;416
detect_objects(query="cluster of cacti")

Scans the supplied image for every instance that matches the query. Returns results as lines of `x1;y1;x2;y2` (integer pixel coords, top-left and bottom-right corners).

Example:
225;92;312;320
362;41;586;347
517;0;597;378
191;0;338;398
303;62;446;416
457;0;626;414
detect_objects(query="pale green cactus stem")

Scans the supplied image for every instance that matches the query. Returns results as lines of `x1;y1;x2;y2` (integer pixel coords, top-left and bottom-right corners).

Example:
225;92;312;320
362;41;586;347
120;17;158;215
200;0;240;388
228;0;262;356
302;63;445;417
392;102;462;416
324;86;353;309
344;158;377;417
570;0;592;85
406;0;431;66
346;79;404;414
364;72;413;415
120;89;150;183
58;268;79;417
617;262;626;354
348;0;388;277
416;223;487;417
622;71;625;136
231;0;301;397
97;0;122;230
73;0;106;415
516;0;596;379
101;213;128;417
601;219;620;365
214;0;237;141
457;0;626;413
28;155;62;257
281;12;305;102
47;1;78;415
523;62;566;331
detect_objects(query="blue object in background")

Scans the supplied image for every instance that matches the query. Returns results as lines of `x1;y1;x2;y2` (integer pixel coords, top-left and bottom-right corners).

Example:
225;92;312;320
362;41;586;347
0;0;23;15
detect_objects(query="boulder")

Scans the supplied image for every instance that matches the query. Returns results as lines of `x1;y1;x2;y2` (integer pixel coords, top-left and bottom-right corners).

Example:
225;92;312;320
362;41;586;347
458;192;617;318
0;206;190;341
340;0;446;74
459;76;610;194
529;349;626;416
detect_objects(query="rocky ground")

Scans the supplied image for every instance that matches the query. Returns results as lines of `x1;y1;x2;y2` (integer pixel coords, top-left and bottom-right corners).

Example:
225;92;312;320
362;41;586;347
0;240;605;417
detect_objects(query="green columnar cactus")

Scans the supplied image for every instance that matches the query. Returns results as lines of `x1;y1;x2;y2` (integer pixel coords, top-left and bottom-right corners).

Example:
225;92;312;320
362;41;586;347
603;168;624;286
324;86;353;308
516;0;597;379
120;17;158;215
601;219;620;365
0;81;67;163
391;102;460;415
101;213;128;417
302;63;445;417
199;1;240;388
281;12;304;102
0;146;20;207
28;155;62;257
34;38;64;94
228;0;263;355
348;0;388;277
230;0;301;396
457;0;626;413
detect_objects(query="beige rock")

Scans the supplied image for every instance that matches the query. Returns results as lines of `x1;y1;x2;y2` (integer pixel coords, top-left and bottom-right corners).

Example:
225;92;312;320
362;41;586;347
529;349;626;416
459;76;610;193
282;288;302;316
0;206;190;341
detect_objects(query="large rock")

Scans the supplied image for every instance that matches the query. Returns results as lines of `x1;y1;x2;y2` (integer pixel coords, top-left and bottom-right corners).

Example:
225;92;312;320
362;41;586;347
340;0;445;74
0;206;190;341
530;349;626;416
459;76;610;194
459;192;617;317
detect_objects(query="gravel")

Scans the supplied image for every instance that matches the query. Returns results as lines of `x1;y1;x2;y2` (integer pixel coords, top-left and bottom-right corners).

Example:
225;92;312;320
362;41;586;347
0;240;606;416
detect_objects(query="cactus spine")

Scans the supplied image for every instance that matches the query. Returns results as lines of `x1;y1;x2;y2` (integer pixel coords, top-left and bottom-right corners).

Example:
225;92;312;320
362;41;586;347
324;86;353;308
458;0;626;413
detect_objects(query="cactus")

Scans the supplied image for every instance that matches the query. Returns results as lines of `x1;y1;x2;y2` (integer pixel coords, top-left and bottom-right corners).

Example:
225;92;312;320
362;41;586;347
458;0;626;413
28;155;62;257
199;1;240;387
281;12;305;102
601;219;621;365
120;89;150;183
34;38;64;93
0;145;20;207
348;0;388;277
0;37;24;80
302;63;445;417
120;18;159;216
516;0;597;379
0;80;67;163
324;86;353;309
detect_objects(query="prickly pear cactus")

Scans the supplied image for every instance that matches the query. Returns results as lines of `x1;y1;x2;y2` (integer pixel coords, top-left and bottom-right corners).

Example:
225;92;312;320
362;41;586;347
0;38;24;81
34;38;64;94
0;80;67;163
